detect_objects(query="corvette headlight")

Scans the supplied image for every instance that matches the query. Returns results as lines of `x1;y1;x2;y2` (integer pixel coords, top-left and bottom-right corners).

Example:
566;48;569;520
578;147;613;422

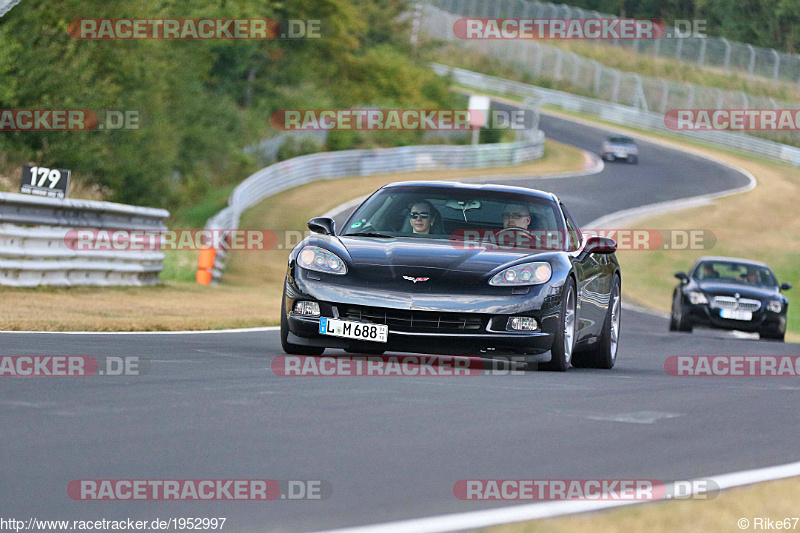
687;291;708;305
297;246;347;275
489;262;551;286
767;300;783;313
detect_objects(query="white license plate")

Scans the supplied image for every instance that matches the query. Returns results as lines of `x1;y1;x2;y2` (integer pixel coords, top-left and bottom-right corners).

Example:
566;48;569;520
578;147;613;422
319;318;388;343
614;152;627;158
720;309;752;321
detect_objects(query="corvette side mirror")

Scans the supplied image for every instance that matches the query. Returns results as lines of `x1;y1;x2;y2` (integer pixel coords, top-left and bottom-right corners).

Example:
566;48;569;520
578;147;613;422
308;217;336;236
674;272;689;283
781;282;792;291
584;235;616;254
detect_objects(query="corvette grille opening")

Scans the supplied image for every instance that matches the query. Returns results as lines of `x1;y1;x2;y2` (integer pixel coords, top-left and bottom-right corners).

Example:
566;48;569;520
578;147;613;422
338;305;485;333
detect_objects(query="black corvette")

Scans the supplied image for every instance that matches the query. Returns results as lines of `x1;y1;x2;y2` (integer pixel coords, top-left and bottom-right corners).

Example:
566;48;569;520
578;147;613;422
670;256;791;341
280;181;621;371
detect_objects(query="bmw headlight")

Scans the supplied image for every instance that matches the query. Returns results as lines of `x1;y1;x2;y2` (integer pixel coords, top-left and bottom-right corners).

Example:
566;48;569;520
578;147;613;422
297;246;347;275
686;291;708;305
767;300;783;313
489;262;551;286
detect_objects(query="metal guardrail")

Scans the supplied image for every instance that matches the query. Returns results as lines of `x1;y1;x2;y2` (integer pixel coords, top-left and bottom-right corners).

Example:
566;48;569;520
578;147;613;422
205;131;546;283
432;63;800;167
0;192;170;287
431;0;800;85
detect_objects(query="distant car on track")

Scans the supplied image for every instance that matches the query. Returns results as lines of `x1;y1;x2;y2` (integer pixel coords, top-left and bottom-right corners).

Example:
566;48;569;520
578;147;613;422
280;181;622;371
670;256;791;341
601;136;638;163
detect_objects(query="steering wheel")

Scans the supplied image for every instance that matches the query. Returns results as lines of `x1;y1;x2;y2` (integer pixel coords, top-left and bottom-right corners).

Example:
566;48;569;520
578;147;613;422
495;227;541;251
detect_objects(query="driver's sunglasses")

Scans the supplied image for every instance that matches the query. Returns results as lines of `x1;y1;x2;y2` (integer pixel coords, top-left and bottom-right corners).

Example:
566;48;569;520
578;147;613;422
409;212;430;219
502;212;528;219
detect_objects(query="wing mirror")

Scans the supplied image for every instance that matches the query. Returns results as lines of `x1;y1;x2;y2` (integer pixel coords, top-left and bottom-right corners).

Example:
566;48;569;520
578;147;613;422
674;271;689;283
308;217;336;236
781;282;792;291
583;235;616;254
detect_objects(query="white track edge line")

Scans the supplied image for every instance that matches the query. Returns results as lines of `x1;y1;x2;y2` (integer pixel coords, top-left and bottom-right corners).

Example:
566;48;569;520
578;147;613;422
313;460;800;533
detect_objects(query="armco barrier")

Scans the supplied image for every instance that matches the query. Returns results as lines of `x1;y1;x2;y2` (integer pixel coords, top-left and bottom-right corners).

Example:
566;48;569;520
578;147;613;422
204;129;545;283
0;192;169;287
431;64;800;167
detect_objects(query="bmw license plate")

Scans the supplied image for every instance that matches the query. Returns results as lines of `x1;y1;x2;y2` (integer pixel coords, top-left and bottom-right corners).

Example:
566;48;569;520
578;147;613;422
319;317;388;343
720;309;752;321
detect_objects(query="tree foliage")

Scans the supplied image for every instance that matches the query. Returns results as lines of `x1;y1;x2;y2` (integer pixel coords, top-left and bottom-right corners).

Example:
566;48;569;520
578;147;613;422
562;0;800;52
0;0;454;210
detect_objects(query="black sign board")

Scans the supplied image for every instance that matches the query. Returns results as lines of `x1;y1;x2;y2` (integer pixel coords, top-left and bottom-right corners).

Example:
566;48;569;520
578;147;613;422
20;165;70;199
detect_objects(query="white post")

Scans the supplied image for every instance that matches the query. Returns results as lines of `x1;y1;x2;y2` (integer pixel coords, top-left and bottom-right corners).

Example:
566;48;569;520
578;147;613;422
593;61;602;95
698;38;707;66
610;70;620;103
410;3;423;49
570;52;580;85
554;47;563;79
772;49;780;79
721;37;731;70
659;80;670;113
633;74;648;111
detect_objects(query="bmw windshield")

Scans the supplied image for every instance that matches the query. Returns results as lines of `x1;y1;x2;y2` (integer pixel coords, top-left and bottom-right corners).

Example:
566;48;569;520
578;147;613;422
692;261;778;287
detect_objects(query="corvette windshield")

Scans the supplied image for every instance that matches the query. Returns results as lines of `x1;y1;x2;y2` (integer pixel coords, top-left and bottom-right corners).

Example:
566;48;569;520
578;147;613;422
341;186;568;249
693;261;778;287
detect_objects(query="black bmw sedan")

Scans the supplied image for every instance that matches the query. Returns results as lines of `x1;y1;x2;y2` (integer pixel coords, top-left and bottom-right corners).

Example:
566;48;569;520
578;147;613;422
280;181;621;371
670;256;791;341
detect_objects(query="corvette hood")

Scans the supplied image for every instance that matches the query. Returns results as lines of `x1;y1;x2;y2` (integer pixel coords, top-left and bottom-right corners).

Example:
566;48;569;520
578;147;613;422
337;236;549;282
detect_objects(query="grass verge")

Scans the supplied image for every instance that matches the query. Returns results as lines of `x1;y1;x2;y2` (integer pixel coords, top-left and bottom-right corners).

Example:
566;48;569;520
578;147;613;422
483;476;800;533
0;139;586;331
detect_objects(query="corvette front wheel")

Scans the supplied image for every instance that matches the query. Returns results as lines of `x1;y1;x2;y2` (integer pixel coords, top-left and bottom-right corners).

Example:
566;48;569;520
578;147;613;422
540;278;577;372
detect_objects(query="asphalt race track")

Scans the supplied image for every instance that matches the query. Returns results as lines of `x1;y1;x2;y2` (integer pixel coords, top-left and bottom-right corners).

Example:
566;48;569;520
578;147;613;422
2;114;797;533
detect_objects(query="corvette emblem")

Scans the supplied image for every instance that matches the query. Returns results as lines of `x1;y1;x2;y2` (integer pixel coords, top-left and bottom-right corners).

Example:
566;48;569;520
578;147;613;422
402;276;430;283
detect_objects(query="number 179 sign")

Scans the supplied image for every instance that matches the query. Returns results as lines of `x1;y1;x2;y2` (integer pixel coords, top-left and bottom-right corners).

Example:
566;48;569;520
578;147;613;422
20;165;70;199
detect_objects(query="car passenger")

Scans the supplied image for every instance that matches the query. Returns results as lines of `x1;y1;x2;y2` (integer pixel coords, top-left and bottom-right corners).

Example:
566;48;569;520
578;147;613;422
407;201;436;235
702;264;720;279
